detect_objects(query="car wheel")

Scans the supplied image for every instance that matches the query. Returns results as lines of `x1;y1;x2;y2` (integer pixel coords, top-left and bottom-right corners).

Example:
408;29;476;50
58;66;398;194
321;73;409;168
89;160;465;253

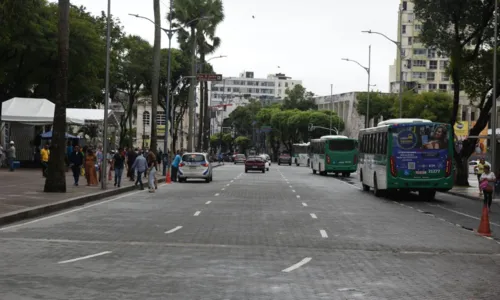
262;169;265;173
205;178;210;183
267;168;269;171
278;161;281;165
245;169;248;173
289;162;291;166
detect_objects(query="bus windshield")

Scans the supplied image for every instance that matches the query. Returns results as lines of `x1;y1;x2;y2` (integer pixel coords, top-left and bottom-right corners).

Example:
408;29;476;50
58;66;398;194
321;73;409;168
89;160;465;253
391;123;450;177
328;140;356;151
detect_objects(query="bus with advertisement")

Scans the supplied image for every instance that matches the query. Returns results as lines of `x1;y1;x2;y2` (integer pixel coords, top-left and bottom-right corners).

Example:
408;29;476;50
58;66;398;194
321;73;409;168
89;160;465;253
358;118;454;200
292;142;310;166
310;135;359;177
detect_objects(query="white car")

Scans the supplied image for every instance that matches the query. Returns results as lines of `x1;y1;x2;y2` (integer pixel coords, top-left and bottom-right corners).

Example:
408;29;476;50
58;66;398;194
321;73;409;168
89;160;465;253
178;152;213;183
260;154;270;171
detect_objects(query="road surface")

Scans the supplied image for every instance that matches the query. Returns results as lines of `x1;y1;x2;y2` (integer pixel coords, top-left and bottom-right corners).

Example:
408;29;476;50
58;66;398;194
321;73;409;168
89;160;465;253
1;164;499;299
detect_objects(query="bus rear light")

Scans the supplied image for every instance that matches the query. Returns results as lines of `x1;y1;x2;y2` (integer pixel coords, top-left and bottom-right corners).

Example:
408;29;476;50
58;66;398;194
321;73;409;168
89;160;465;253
353;155;358;164
326;155;331;164
445;157;452;177
390;156;397;177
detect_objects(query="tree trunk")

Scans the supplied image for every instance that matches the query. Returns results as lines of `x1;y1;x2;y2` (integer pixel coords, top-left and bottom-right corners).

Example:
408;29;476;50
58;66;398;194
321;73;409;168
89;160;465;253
197;53;205;151
150;0;161;154
44;0;69;193
187;26;197;152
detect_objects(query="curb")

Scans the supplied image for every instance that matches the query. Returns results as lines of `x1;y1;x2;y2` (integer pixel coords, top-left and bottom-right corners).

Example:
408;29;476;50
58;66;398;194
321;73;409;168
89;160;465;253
446;190;500;205
0;164;225;227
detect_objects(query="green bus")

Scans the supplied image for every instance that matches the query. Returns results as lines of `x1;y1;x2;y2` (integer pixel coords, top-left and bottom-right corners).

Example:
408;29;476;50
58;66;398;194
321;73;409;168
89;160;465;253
310;135;359;177
358;118;454;200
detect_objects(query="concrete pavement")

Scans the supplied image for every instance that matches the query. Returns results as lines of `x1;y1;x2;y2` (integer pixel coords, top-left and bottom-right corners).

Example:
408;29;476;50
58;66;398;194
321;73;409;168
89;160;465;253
0;164;499;299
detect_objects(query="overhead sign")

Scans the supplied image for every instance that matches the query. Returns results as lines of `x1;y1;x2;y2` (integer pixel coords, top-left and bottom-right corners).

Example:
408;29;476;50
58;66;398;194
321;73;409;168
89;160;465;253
196;73;223;81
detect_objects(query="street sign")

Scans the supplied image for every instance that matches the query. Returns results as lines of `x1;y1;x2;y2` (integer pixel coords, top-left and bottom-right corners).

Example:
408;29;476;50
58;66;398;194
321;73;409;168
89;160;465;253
196;73;223;81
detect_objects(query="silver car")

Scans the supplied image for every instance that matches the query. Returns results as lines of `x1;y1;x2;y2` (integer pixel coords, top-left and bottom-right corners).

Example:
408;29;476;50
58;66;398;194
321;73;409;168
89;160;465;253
178;152;213;183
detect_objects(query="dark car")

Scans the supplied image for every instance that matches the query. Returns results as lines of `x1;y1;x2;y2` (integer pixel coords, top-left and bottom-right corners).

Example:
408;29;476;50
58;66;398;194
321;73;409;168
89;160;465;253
245;156;266;173
234;154;246;164
278;153;292;165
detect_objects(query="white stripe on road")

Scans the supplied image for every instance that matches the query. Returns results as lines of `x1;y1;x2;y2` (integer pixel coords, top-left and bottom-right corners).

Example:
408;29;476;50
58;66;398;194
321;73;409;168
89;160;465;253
230;180;234;183
310;213;317;219
165;226;183;234
205;201;211;204
296;195;301;198
281;257;312;273
226;184;230;186
428;204;500;227
58;251;111;264
222;188;225;191
194;211;201;216
289;185;293;188
302;202;308;207
320;230;328;238
292;190;296;193
215;193;220;196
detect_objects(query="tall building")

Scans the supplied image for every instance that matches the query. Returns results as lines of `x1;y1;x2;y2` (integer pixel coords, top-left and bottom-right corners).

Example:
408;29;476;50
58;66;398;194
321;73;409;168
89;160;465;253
389;0;478;122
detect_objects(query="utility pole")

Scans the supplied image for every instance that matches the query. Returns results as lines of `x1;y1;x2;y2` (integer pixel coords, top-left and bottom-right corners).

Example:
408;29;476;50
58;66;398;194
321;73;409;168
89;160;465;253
490;0;498;177
101;0;111;190
330;84;333;135
187;28;197;152
367;45;371;128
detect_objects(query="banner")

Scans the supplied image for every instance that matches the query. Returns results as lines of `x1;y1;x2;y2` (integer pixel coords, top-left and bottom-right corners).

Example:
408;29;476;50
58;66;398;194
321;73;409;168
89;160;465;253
471;121;488;154
157;125;165;136
453;121;468;153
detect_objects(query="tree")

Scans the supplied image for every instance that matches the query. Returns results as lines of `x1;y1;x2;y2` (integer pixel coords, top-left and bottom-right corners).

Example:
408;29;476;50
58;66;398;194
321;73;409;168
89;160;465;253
228;99;262;137
44;0;69;193
356;92;395;123
234;136;250;153
282;84;316;111
150;0;161;154
413;0;497;185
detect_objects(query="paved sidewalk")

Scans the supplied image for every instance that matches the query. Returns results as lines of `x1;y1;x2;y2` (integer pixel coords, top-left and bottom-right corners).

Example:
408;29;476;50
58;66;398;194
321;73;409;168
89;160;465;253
448;175;500;204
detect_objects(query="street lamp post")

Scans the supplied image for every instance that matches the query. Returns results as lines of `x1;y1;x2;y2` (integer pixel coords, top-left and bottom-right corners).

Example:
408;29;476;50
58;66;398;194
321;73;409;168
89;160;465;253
101;0;111;190
491;0;498;179
363;12;403;118
342;45;371;128
330;84;333;135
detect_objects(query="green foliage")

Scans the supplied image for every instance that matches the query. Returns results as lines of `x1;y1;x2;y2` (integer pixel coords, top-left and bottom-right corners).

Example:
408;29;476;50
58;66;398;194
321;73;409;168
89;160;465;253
282;84;316;111
234;136;251;152
227;100;262;136
356;92;394;121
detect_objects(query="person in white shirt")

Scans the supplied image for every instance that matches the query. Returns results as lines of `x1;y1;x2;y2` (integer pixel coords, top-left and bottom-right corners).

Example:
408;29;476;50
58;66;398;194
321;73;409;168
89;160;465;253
479;164;495;212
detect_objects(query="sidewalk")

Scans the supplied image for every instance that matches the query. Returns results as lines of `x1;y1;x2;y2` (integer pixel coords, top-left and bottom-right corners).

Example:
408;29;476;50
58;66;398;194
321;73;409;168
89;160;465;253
448;175;500;204
0;168;165;226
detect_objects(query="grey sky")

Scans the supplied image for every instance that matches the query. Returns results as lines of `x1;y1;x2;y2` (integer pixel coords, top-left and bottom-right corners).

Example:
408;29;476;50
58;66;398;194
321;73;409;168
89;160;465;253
65;0;400;96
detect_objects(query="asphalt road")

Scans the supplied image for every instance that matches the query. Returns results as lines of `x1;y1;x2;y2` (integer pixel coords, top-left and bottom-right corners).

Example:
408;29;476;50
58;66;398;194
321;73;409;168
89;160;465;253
1;164;499;299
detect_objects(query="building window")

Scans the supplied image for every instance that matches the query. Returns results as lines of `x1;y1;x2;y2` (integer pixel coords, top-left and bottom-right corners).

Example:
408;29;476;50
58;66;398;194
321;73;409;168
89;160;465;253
408;37;412;45
429;84;437;90
233;87;240;93
255;89;260;93
427;72;435;81
428;49;437;58
462;111;467;121
413;72;426;79
414;24;422;32
402;1;407;10
439;60;449;69
441;72;450;81
227;88;231;92
278;89;281;94
156;111;166;125
471;111;476;121
285;82;289;87
414;60;426;67
439;84;447;91
143;111;150;126
413;37;421;44
413;49;426;55
429;60;437;69
406;59;412;68
402;25;406;34
248;88;253;93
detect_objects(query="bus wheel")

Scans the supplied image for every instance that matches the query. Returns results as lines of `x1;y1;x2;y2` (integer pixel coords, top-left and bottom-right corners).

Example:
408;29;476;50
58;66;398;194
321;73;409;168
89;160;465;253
313;169;317;174
345;172;351;177
361;172;370;191
418;190;436;201
373;176;383;197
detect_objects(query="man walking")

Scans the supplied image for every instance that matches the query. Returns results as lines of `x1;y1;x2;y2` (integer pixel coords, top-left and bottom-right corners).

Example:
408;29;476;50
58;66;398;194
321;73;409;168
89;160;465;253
113;147;125;188
132;153;148;190
40;143;50;177
127;148;137;181
69;145;84;186
171;150;181;182
6;141;16;171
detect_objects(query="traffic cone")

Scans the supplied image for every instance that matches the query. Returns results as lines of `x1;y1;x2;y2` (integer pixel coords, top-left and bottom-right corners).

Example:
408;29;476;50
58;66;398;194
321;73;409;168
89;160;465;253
166;168;172;184
477;205;492;236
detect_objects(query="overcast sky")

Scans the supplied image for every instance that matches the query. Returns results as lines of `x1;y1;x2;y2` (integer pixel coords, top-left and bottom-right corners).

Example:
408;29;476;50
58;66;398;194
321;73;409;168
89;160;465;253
64;0;401;96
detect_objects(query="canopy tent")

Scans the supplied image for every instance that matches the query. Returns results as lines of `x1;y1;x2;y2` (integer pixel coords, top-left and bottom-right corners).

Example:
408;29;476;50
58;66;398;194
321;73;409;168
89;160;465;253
66;108;118;125
1;97;85;125
40;130;80;139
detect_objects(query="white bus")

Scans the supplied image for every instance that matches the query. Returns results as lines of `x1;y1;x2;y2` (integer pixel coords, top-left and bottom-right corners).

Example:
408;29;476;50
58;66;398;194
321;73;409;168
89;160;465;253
292;142;310;166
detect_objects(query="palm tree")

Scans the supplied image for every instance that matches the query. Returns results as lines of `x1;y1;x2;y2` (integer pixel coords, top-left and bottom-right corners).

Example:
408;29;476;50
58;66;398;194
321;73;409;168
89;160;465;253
171;0;224;151
44;0;70;193
150;0;161;154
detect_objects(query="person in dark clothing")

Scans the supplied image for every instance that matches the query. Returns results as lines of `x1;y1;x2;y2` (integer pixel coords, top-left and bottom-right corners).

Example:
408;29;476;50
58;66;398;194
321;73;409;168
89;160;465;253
69;145;84;186
127;148;138;181
113;148;126;187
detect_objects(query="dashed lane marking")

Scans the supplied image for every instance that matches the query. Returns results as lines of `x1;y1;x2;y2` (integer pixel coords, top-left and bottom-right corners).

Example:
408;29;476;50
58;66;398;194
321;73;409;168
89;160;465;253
302;202;308;207
58;251;112;264
205;201;211;204
310;213;317;219
292;190;296;193
281;257;312;273
194;211;201;216
320;230;328;238
215;193;220;196
296;195;301;199
165;226;183;234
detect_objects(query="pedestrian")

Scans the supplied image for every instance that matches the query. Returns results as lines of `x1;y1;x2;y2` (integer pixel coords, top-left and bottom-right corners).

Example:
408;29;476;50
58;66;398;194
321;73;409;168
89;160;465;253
132;153;148;190
40;143;50;177
69;145;84;186
6;141;16;171
476;158;488;196
127;147;137;181
112;147;125;187
85;148;98;186
0;144;4;168
147;150;158;192
480;165;495;213
96;145;103;182
162;150;169;175
171;150;181;182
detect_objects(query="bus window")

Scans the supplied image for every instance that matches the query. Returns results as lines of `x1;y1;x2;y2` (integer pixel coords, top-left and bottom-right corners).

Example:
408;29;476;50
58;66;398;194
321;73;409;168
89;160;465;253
329;140;356;151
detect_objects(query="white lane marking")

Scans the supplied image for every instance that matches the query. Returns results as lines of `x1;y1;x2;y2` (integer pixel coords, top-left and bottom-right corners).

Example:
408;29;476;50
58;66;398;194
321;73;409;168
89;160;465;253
205;201;212;204
428;204;500;227
165;226;183;234
222;188;225;191
289;185;293;188
281;257;312;272
194;211;201;216
302;202;308;207
215;193;220;196
310;213;317;219
292;190;296;193
226;184;230;186
334;178;362;190
320;230;328;238
58;251;112;264
296;195;301;198
0;189;145;231
230;180;234;183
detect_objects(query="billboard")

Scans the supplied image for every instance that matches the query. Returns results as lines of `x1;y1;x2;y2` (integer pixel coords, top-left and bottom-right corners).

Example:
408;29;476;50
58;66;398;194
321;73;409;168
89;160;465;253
453;121;468;153
471;121;488;154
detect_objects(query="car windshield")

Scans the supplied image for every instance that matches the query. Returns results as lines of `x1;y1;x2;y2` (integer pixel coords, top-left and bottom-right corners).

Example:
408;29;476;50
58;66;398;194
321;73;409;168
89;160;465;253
182;154;205;162
236;154;245;158
247;156;263;161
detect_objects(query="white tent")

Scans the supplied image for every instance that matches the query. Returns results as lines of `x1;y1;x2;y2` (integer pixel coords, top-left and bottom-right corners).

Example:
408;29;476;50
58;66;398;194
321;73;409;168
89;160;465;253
1;97;84;125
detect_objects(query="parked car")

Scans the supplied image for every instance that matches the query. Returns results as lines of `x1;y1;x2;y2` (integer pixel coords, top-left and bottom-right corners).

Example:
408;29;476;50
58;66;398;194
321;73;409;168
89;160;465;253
234;154;246;164
260;154;270;171
278;153;292;165
178;152;213;183
261;154;271;166
245;156;266;173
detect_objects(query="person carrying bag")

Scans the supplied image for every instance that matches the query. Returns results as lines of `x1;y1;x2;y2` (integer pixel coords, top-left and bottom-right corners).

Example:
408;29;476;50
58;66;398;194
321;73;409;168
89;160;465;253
479;164;495;212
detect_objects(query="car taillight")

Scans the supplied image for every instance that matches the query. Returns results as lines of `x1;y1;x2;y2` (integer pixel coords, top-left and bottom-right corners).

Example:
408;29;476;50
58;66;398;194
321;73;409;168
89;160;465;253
353;155;358;164
179;162;185;167
390;156;397;177
326;155;331;164
201;162;209;167
445;157;452;177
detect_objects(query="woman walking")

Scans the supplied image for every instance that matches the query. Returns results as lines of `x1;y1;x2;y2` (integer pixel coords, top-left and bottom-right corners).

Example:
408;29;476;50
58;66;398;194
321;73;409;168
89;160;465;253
479;164;496;213
85;148;98;186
